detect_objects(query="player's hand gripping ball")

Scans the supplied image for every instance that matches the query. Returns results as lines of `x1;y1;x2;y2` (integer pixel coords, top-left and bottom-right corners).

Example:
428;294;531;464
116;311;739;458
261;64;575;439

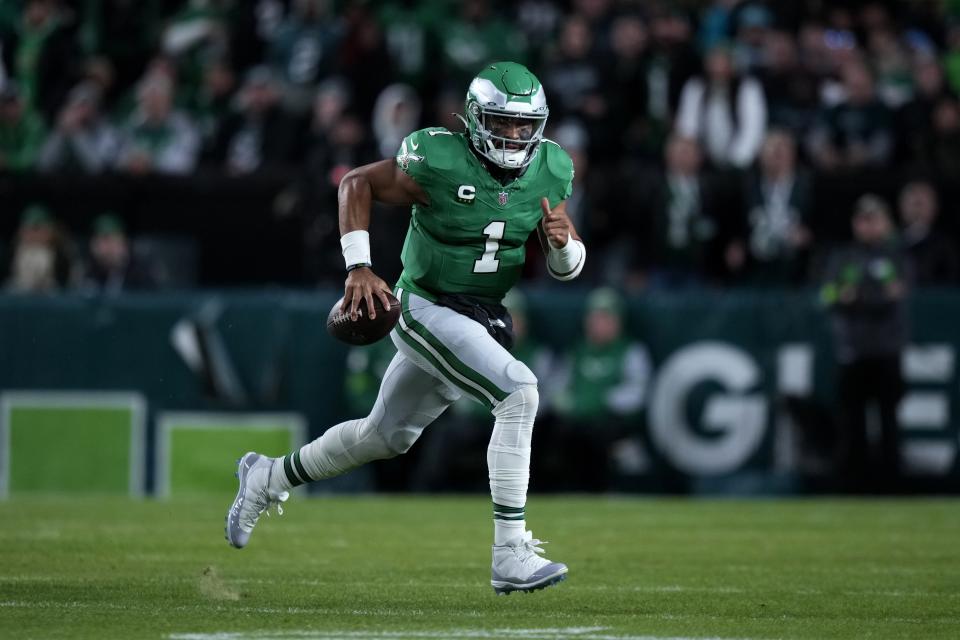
326;292;400;345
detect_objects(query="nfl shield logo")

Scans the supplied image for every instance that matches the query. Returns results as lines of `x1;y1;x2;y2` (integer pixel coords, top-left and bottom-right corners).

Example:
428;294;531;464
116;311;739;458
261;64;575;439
498;191;509;206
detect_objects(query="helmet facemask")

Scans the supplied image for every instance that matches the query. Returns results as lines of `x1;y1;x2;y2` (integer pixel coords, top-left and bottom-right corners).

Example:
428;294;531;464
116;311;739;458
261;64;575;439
467;104;547;169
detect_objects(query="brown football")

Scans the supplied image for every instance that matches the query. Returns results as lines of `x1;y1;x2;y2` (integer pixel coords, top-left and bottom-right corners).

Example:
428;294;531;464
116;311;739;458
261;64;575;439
326;292;401;345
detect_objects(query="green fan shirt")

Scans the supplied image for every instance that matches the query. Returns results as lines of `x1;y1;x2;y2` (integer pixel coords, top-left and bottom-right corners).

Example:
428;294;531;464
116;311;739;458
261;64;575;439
394;127;573;304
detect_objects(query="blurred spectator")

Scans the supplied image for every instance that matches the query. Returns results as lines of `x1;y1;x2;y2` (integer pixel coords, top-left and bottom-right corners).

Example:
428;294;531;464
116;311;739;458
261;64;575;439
731;2;774;74
697;0;739;54
80;55;119;113
915;95;960;176
807;61;894;170
515;0;563;65
437;0;526;90
820;195;908;492
337;4;392;121
372;83;421;160
541;14;606;147
430;85;464;132
635;8;699;161
603;13;650;159
215;66;301;175
632;135;723;288
80;213;160;293
571;0;615;39
160;0;230;109
740;129;813;285
946;23;960;95
110;53;178;118
192;57;236;160
222;0;284;73
5;204;75;292
310;76;351;138
269;0;343;113
759;30;820;135
38;82;119;173
675;43;767;169
117;74;199;175
898;181;959;285
77;0;164;104
2;0;78;122
867;26;912;108
897;57;955;166
0;82;46;171
378;0;446;91
547;288;652;491
796;20;835;80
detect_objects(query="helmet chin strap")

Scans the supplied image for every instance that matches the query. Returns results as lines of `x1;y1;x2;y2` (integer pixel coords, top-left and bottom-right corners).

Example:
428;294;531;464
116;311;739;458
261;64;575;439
485;140;527;168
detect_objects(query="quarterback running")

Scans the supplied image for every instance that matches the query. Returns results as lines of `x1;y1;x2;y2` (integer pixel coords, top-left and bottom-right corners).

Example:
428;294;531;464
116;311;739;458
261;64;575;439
226;62;586;594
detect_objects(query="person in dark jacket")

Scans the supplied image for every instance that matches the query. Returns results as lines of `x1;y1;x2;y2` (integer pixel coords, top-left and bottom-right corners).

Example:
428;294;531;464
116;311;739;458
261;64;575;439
215;66;302;175
897;181;958;285
739;129;814;285
1;0;78;123
821;194;909;492
80;213;160;293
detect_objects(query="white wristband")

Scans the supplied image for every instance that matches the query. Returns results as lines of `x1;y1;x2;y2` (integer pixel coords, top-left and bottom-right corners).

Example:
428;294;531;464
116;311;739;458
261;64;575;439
340;230;371;269
547;234;586;281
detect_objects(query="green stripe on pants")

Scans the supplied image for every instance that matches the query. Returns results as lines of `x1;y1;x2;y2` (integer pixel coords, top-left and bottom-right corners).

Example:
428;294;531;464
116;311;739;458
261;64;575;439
394;321;494;409
399;290;509;404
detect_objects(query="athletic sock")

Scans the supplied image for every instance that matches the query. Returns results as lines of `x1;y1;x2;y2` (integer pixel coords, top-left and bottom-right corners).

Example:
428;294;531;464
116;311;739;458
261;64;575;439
488;386;538;546
270;448;312;493
270;417;389;494
493;503;526;545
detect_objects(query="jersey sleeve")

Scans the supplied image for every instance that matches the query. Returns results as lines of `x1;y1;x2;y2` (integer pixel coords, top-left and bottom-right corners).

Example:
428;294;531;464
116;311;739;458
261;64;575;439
396;129;432;188
396;127;460;195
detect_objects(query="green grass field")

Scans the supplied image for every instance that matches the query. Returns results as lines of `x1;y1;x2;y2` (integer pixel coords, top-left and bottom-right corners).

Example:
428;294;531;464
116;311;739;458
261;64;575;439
0;496;958;639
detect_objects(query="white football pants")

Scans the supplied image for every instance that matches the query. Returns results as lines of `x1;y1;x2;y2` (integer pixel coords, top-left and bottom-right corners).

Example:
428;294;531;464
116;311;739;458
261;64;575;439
294;288;537;509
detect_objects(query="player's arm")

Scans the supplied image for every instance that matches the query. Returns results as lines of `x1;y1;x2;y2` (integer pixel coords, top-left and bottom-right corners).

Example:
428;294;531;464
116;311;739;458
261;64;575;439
538;197;586;281
338;159;429;320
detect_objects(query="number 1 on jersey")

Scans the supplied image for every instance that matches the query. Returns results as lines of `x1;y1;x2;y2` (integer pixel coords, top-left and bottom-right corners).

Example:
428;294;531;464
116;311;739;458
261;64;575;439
473;221;506;273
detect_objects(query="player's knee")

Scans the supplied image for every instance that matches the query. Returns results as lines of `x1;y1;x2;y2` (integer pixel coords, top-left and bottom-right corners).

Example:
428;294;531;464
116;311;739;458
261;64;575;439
493;383;539;420
505;360;538;389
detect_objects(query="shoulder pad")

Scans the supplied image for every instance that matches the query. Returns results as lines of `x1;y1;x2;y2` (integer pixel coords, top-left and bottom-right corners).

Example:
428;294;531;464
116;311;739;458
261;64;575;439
403;127;465;173
397;128;471;191
541;138;575;183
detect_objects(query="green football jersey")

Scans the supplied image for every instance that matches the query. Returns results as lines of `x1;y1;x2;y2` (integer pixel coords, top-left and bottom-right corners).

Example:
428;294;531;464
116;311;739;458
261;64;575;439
395;127;573;303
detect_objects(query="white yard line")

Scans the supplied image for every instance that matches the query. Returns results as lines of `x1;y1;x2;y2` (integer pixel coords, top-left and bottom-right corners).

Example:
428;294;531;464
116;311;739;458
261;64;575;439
167;630;758;640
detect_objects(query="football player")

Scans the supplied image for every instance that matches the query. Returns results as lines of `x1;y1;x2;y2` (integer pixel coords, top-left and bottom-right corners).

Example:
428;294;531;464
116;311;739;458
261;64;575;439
226;62;586;594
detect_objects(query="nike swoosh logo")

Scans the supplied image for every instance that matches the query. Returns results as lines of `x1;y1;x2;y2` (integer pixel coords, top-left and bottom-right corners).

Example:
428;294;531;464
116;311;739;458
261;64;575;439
410;140;419;150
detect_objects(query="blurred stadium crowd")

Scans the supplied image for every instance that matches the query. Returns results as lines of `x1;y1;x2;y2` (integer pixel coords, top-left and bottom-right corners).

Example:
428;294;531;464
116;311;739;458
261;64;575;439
2;0;960;292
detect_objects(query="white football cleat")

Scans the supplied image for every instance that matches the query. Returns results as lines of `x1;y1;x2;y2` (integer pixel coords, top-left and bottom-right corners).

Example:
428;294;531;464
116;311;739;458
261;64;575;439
490;530;568;594
225;452;289;549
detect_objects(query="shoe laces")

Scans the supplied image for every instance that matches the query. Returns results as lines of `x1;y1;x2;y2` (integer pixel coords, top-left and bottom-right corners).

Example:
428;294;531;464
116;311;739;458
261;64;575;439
242;489;288;529
264;492;288;517
513;531;549;565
